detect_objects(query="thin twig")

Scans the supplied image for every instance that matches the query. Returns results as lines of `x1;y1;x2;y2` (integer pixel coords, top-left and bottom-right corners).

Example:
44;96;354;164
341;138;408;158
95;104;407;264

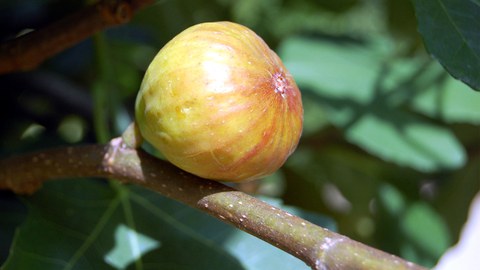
0;0;154;74
0;137;428;270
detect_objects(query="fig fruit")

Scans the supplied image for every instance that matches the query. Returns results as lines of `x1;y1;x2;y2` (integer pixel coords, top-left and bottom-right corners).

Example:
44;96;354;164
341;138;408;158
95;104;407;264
135;21;303;182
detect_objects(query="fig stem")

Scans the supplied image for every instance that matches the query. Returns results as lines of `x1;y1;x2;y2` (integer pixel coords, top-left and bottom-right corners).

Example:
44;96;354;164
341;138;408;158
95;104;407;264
0;136;427;270
121;122;143;149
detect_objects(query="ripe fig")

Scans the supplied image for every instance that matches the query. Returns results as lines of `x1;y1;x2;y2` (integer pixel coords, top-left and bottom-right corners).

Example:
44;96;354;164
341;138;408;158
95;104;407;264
135;21;303;182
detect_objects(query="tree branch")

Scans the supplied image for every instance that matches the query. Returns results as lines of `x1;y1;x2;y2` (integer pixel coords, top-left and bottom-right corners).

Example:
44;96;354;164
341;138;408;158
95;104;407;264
0;137;428;270
0;0;154;74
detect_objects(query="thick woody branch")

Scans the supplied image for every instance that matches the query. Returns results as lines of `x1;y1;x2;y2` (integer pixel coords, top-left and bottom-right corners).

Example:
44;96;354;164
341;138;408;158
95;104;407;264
0;0;154;74
0;137;427;270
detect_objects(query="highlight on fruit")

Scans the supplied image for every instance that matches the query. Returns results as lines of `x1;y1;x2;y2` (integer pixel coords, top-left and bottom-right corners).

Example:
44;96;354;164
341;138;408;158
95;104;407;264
135;21;303;182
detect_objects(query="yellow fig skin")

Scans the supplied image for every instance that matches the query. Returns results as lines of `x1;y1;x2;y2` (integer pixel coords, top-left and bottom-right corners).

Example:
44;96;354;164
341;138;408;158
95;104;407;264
135;21;303;182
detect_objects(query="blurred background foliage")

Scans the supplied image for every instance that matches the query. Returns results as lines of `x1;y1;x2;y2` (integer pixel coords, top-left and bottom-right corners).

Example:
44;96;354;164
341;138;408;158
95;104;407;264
0;0;479;269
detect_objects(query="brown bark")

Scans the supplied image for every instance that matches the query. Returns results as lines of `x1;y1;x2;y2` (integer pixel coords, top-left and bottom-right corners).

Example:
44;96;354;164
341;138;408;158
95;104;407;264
0;136;428;270
0;0;154;74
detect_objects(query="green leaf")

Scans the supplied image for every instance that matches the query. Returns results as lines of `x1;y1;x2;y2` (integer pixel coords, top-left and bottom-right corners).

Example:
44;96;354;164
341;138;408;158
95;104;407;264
301;95;329;137
411;63;480;124
343;110;466;172
376;184;451;267
279;37;387;102
2;180;244;270
2;180;334;270
378;184;406;216
412;0;480;91
279;37;466;172
402;203;451;259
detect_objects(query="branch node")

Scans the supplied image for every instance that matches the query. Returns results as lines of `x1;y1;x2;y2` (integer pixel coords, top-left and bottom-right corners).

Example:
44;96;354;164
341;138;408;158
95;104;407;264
99;1;133;24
